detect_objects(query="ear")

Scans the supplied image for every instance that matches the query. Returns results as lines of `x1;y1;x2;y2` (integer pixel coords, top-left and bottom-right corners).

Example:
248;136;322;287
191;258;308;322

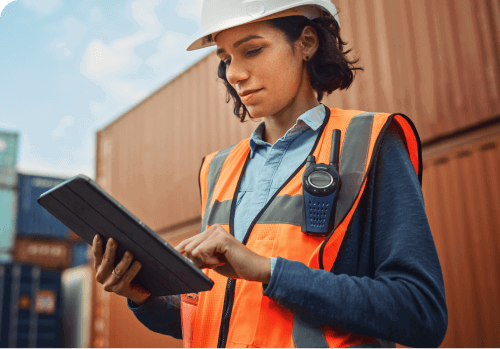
299;25;319;60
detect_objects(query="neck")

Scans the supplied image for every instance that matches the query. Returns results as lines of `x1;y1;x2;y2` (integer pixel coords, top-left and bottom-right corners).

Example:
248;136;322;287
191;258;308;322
263;77;319;145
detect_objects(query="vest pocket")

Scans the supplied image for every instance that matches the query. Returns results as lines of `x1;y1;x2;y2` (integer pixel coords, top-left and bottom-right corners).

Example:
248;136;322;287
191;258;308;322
181;293;199;348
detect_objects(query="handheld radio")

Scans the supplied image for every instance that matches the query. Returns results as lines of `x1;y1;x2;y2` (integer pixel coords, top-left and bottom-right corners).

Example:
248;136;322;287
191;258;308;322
302;129;341;235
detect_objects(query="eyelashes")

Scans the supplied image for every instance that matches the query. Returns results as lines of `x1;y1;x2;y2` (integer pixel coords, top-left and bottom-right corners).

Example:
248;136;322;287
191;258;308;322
223;47;263;66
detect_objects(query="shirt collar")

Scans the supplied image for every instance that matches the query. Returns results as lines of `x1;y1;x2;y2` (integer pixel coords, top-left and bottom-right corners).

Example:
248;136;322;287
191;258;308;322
249;104;326;158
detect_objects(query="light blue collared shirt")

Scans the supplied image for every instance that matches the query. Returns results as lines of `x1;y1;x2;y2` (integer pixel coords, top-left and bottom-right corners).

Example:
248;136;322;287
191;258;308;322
233;104;326;275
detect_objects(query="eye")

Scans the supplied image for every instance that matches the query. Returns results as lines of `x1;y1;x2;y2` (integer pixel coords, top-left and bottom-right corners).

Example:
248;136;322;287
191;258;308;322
246;47;262;56
222;48;263;66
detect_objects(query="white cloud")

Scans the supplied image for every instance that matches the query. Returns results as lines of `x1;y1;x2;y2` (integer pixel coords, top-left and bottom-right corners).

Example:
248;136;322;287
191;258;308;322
81;0;165;79
131;0;161;30
19;0;61;15
80;0;167;106
82;38;143;79
51;115;74;138
146;31;190;67
175;0;202;21
79;0;208;115
48;17;87;60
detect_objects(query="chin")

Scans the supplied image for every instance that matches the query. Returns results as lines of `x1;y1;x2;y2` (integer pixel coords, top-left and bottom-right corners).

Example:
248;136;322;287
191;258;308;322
244;103;273;119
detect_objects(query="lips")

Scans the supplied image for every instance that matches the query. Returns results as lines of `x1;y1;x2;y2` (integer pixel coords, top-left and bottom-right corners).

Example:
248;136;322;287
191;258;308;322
240;89;262;104
238;88;262;97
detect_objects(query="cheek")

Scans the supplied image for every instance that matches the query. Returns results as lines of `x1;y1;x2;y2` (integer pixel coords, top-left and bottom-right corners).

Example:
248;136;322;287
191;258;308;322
266;59;300;98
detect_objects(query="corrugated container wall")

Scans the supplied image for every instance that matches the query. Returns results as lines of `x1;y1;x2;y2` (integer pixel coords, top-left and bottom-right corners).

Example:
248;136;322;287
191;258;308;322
0;130;19;187
17;174;69;239
0;263;62;348
417;124;500;348
325;0;500;140
0;188;18;253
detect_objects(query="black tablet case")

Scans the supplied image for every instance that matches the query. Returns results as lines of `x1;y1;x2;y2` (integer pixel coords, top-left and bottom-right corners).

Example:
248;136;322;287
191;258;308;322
37;174;213;296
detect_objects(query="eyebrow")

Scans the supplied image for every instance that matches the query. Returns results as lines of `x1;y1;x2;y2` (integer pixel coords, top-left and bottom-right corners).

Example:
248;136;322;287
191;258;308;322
216;35;264;56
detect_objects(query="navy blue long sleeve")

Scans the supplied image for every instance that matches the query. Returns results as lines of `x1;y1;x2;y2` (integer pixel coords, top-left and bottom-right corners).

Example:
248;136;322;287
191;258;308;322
262;123;448;347
127;294;183;339
128;123;448;347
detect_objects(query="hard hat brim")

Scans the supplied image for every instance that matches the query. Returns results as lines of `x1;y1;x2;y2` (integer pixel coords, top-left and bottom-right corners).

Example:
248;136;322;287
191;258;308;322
186;2;339;51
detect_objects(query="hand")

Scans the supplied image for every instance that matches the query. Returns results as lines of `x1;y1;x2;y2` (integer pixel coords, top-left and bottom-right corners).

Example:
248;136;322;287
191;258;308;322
174;224;271;284
92;234;151;306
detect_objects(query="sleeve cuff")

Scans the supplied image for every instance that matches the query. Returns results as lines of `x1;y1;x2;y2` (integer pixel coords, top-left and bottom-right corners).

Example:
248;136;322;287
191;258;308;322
270;257;277;277
127;294;170;313
263;256;285;295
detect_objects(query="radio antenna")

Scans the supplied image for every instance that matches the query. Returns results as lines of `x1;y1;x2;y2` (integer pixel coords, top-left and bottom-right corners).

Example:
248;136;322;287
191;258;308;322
329;129;341;170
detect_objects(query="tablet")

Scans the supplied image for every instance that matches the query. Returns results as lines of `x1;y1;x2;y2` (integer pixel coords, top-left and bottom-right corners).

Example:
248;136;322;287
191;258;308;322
37;174;214;296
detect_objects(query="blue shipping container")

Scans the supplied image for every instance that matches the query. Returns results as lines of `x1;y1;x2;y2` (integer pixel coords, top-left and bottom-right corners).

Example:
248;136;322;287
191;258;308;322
71;243;90;268
0;130;19;187
0;188;18;253
17;174;69;239
0;263;62;348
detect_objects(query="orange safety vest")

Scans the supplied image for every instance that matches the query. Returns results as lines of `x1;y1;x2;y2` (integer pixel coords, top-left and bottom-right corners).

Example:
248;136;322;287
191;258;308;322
182;107;422;348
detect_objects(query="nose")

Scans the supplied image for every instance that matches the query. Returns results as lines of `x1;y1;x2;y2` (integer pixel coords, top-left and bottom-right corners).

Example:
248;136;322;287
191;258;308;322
226;59;249;86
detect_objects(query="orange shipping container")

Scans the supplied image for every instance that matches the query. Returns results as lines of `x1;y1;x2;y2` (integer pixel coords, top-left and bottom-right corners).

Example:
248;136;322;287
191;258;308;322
326;0;500;140
399;123;500;348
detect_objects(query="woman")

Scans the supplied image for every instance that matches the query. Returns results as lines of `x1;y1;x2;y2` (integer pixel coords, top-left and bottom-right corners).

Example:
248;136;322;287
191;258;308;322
92;1;448;347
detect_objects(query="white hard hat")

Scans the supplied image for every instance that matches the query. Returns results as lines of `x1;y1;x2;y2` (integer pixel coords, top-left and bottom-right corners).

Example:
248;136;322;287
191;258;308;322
186;0;340;51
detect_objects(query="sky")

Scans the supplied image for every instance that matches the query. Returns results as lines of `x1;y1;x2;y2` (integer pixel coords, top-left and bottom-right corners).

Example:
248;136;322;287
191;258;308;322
0;0;212;180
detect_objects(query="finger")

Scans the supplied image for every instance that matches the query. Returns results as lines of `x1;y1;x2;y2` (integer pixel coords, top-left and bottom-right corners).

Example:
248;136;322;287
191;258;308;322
191;226;230;257
191;239;225;265
112;261;143;296
175;224;223;252
174;235;198;253
92;234;103;270
110;251;134;283
184;227;220;253
96;238;117;282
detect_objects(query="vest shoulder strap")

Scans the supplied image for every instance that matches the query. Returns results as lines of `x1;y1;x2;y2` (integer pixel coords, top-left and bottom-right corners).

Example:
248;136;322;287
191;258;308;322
199;140;248;232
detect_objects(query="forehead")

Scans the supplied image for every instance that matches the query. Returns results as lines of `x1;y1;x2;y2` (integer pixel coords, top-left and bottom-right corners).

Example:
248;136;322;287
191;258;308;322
215;21;278;50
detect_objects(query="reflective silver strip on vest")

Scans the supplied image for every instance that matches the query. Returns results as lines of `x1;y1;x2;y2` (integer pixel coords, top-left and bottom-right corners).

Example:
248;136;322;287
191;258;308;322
257;194;303;225
292;316;329;348
207;195;304;227
334;112;374;227
206;199;232;226
292;112;376;348
201;144;237;232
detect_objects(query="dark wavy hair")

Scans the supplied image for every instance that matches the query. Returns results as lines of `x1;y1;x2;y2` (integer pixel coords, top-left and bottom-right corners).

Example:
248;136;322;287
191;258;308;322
217;12;364;122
